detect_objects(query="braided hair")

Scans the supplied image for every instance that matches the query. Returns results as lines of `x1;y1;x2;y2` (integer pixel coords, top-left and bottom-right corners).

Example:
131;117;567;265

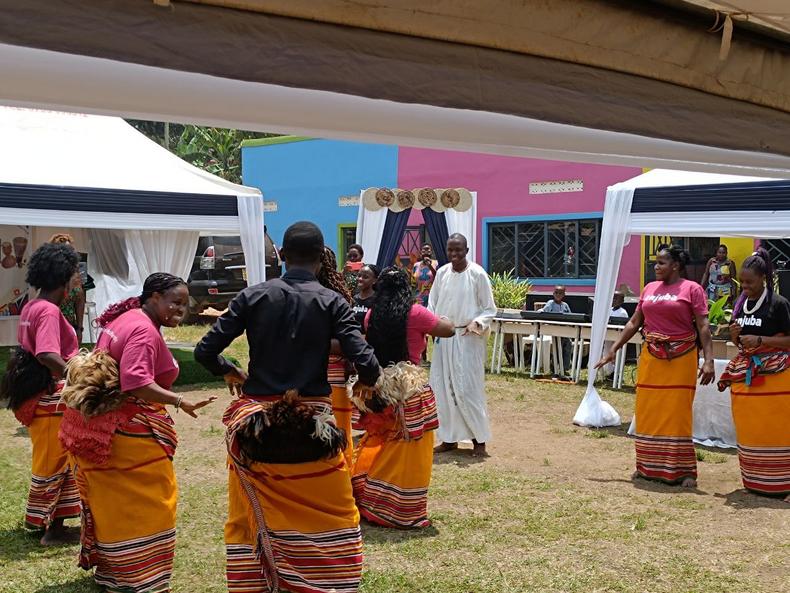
95;273;186;327
733;247;774;318
317;247;353;304
366;267;412;366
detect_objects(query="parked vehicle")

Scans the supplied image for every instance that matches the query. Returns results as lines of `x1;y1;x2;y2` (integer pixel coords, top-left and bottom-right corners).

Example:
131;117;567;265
187;230;280;316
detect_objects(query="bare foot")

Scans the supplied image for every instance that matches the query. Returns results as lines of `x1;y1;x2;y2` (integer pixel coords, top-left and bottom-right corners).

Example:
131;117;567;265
434;442;458;454
783;494;790;504
471;442;489;458
631;470;641;480
40;526;79;546
680;477;697;489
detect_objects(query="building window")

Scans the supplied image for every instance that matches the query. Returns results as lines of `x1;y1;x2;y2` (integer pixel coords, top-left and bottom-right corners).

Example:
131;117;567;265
488;218;601;279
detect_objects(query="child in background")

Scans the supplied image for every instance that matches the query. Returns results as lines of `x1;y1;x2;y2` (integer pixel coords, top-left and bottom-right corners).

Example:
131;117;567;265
541;286;572;378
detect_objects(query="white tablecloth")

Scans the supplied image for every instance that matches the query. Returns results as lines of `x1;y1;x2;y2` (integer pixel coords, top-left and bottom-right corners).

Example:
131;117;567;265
629;359;736;449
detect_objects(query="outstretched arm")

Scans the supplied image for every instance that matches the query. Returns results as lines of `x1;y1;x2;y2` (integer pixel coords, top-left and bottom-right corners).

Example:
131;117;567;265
594;310;644;369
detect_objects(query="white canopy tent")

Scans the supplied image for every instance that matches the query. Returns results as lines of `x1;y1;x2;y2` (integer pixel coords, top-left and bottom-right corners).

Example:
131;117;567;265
0;107;266;345
574;168;790;427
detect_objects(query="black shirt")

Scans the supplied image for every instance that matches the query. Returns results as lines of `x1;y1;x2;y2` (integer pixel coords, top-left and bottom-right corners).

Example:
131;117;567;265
352;294;376;328
734;292;790;337
194;269;381;396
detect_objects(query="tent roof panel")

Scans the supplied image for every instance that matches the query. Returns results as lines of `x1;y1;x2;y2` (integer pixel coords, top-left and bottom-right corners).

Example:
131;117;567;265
0;107;261;198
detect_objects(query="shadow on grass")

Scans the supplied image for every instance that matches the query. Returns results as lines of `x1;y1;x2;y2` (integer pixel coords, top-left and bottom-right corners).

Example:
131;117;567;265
716;488;790;510
34;576;100;593
361;522;439;545
0;525;81;561
586;476;709;496
14;426;29;437
577;422;633;439
432;450;488;467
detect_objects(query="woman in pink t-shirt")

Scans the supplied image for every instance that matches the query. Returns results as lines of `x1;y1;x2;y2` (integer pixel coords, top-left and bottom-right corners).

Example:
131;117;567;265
59;273;231;593
352;267;453;528
597;246;714;488
2;243;81;545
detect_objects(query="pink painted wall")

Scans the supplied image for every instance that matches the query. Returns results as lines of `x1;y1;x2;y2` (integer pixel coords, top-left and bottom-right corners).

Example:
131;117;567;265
397;147;642;294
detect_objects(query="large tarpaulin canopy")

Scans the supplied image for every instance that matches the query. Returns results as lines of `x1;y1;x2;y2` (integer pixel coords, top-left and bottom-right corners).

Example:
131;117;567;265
1;0;790;175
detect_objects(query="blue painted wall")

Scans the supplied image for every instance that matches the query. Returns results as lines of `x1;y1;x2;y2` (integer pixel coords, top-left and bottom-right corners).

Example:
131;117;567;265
242;138;398;255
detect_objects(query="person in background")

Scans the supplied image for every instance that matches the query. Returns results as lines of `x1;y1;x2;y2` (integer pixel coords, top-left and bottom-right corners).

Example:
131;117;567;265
603;291;630;377
541;285;573;378
353;264;380;328
49;233;85;339
701;244;737;305
412;243;437;307
1;242;81;545
60;273;218;593
352;267;454;528
596;245;714;488
194;222;380;593
719;248;790;501
430;234;497;457
343;243;365;294
317;246;358;464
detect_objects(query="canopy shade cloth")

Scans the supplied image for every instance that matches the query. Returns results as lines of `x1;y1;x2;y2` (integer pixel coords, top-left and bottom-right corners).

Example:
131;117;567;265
0;107;265;344
575;169;790;427
3;0;790;158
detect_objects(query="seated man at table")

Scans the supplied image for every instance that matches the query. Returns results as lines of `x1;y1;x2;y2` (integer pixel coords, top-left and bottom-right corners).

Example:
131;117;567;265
604;291;630;376
541;286;573;378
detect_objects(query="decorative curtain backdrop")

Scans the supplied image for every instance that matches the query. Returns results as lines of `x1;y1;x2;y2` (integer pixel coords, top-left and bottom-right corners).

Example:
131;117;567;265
421;208;449;267
376;209;412;269
444;192;477;262
355;191;388;266
237;194;267;286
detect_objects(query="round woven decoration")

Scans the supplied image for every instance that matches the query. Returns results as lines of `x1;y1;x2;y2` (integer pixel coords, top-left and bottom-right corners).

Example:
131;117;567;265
375;188;395;208
395;189;415;210
416;188;437;209
440;188;461;209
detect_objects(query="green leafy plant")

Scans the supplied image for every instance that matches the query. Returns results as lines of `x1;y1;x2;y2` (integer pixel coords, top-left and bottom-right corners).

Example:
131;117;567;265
490;269;532;310
708;296;731;326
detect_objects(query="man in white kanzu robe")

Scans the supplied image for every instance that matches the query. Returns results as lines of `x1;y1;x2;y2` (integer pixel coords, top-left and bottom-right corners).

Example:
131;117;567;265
429;234;497;456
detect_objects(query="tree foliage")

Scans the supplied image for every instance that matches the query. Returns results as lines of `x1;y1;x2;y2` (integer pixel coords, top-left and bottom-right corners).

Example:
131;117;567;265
127;120;279;184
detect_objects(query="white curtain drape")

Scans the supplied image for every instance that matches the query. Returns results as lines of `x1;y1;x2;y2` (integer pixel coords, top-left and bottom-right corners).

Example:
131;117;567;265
89;229;199;315
444;192;477;262
237;195;266;286
355;192;388;264
572;184;634;427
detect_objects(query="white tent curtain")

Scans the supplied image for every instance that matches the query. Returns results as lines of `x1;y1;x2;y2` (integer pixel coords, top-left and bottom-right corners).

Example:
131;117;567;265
444;192;477;263
237;195;267;286
355;194;388;265
573;184;633;427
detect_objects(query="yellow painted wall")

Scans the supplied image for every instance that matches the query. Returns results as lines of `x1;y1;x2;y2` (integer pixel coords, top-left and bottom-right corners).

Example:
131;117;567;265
719;237;755;275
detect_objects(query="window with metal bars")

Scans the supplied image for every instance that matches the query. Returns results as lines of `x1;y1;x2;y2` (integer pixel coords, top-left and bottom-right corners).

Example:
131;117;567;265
488;219;601;279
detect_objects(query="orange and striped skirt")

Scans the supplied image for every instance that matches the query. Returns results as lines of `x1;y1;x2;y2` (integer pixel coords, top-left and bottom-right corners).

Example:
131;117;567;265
224;396;362;593
351;385;438;529
69;404;178;593
731;369;790;496
328;355;354;466
633;350;698;484
14;389;80;529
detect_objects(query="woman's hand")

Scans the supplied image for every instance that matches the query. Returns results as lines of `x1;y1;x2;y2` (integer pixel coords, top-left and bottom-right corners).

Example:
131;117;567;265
739;334;761;350
224;366;248;397
698;359;715;385
729;322;741;344
594;350;616;369
180;395;218;418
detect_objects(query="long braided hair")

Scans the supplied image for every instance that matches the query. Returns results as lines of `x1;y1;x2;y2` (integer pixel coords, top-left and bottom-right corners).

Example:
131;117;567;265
732;247;774;318
317;247;353;304
366;267;412;366
95;273;186;327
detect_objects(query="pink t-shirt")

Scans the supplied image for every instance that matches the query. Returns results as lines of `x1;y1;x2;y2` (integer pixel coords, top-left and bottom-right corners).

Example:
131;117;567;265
365;304;440;364
96;309;179;392
17;299;78;360
637;279;708;337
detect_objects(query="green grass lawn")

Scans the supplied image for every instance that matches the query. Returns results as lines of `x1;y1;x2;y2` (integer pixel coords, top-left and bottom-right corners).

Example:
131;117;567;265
1;327;788;593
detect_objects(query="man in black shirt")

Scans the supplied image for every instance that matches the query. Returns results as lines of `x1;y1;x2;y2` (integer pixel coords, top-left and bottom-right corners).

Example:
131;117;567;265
194;224;380;393
195;221;380;593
